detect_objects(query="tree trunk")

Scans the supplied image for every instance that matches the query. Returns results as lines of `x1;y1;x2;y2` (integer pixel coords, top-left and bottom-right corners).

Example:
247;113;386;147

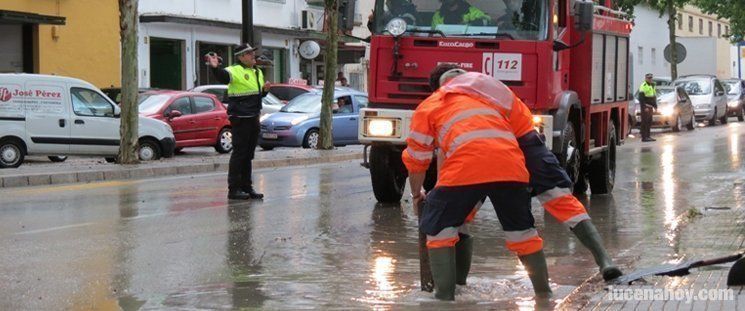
319;0;339;150
118;0;140;164
667;0;678;80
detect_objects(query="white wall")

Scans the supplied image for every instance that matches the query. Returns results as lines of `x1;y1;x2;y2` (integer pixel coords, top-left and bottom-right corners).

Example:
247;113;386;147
629;4;670;88
677;37;717;77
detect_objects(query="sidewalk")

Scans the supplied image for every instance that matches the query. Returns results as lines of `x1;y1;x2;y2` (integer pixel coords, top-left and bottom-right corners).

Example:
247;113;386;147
0;146;363;188
560;197;745;309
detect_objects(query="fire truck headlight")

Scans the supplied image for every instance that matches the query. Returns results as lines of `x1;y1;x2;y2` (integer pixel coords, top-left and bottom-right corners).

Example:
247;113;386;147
386;18;407;37
368;119;395;137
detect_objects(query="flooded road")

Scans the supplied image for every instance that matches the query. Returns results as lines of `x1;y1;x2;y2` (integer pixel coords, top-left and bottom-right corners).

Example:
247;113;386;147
2;123;744;310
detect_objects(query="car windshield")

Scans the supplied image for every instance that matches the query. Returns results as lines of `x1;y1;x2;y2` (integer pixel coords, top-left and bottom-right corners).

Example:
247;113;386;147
657;88;674;96
138;94;171;114
675;79;711;96
263;93;284;106
372;0;548;40
724;82;741;95
280;94;322;113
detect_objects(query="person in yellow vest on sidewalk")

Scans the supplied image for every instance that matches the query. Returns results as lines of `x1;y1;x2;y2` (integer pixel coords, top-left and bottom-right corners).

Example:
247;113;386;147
207;43;271;200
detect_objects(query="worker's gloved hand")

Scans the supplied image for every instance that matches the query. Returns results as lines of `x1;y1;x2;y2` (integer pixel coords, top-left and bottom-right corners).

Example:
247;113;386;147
413;190;426;216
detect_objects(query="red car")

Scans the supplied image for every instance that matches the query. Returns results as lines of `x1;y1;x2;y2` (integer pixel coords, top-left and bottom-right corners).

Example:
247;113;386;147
268;83;314;103
139;91;232;153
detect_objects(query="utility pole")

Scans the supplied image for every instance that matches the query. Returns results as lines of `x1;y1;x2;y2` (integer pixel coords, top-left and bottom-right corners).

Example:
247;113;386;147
242;0;254;45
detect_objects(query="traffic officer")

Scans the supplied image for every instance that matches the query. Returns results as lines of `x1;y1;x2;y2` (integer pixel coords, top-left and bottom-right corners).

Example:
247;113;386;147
404;65;552;300
638;73;658;142
207;44;270;200
432;0;491;28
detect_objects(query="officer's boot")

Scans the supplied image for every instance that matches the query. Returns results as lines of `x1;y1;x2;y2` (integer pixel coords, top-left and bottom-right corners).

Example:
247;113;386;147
518;250;553;298
455;234;473;285
429;247;457;300
571;220;623;281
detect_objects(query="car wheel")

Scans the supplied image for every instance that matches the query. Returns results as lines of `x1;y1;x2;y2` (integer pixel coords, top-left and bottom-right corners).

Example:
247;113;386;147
105;157;117;163
739;106;744;122
260;145;275;151
138;139;162;161
214;128;233;154
48;156;68;163
303;129;320;149
0;138;25;168
708;108;718;126
671;114;682;132
719;108;729;124
686;113;696;131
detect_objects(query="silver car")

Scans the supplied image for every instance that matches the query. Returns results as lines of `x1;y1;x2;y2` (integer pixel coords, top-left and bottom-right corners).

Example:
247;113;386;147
723;79;745;121
673;75;728;126
634;86;695;132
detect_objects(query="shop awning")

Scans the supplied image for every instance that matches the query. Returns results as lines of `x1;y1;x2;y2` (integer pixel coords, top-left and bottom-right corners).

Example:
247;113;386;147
0;10;65;25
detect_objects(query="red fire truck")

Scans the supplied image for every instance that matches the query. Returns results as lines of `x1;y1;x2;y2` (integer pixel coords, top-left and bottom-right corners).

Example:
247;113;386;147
358;0;631;203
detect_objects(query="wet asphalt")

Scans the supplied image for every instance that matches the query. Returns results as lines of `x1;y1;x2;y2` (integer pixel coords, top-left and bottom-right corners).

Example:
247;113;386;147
1;121;744;310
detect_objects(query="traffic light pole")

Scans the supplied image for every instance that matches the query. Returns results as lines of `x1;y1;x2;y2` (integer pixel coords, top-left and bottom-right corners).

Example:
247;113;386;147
242;0;253;45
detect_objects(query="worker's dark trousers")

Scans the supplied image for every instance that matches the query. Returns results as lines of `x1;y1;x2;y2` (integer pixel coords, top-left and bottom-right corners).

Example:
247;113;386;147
640;105;653;139
228;116;260;192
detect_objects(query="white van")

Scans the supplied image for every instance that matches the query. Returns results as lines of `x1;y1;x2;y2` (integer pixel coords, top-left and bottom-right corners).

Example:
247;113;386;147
0;74;175;168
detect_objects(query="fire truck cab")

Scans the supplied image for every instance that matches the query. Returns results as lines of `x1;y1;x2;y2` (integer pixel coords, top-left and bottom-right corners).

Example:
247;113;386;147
359;0;630;203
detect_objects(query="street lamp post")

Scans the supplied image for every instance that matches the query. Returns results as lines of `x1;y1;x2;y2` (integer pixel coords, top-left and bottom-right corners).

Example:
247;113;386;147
242;0;253;45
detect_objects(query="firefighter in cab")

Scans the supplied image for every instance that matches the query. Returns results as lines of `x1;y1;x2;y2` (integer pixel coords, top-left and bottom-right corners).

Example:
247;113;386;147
432;0;491;28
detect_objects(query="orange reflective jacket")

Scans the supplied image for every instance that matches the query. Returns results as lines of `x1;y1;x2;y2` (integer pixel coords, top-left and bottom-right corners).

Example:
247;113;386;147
402;72;535;187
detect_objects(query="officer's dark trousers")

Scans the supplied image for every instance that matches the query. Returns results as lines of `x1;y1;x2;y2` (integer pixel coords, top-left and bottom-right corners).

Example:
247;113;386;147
228;116;260;192
640;105;653;139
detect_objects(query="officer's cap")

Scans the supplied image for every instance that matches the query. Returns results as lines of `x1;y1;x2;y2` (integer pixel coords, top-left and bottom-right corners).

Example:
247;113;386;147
645;73;653;79
234;43;258;56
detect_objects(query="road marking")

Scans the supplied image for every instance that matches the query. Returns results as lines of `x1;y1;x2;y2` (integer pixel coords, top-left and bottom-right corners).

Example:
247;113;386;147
15;222;95;235
7;180;139;195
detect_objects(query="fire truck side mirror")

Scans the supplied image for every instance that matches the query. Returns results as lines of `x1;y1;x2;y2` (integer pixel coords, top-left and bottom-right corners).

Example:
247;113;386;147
574;1;594;32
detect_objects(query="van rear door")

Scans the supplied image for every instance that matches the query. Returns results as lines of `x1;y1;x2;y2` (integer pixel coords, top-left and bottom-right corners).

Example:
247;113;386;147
25;81;70;154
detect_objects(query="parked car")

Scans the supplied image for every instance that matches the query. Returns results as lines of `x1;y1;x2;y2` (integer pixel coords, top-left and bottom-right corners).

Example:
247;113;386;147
653;76;672;86
258;87;368;150
138;91;233;153
673;75;728;126
0;74;175;168
635;86;696;132
268;83;314;103
723;79;745;121
190;84;285;115
102;87;164;105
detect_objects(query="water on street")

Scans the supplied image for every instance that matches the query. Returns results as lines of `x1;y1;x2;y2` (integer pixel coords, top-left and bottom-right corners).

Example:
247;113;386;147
2;123;744;310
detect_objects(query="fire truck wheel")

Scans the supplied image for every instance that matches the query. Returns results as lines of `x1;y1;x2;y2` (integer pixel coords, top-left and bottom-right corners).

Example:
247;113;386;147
589;122;616;194
559;121;584;194
369;145;407;203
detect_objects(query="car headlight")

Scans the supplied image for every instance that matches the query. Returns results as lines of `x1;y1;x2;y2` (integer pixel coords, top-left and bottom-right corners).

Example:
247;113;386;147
659;105;674;116
367;119;396;137
728;101;739;108
386;18;407;37
291;115;309;125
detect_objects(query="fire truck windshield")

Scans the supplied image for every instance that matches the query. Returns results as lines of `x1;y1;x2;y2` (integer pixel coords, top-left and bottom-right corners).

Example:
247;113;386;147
372;0;548;40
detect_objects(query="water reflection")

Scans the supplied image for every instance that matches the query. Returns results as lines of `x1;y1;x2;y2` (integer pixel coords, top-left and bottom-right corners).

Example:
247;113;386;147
660;143;679;247
730;124;740;169
227;203;267;309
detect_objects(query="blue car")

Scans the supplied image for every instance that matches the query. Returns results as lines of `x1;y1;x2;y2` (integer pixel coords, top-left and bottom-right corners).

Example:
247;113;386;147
258;87;368;150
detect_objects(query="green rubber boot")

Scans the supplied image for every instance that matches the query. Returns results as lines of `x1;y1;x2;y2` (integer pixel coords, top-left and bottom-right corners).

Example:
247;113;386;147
429;247;457;300
518;250;553;298
571;220;623;281
455;234;474;285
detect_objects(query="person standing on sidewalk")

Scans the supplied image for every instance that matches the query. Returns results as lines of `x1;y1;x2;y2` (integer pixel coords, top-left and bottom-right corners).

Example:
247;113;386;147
404;65;552;300
638;73;658;142
207;44;270;200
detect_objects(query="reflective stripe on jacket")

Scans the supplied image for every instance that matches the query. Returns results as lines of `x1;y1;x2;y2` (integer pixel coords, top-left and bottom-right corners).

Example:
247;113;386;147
402;72;535;187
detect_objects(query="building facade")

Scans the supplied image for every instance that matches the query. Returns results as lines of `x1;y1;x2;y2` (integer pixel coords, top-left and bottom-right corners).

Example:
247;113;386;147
0;0;121;88
675;5;735;79
138;0;367;91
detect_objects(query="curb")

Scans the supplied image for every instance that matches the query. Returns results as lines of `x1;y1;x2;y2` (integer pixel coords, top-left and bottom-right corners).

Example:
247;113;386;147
0;153;362;189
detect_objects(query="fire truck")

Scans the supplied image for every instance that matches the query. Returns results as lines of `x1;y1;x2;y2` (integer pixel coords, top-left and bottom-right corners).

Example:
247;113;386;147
358;0;631;203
